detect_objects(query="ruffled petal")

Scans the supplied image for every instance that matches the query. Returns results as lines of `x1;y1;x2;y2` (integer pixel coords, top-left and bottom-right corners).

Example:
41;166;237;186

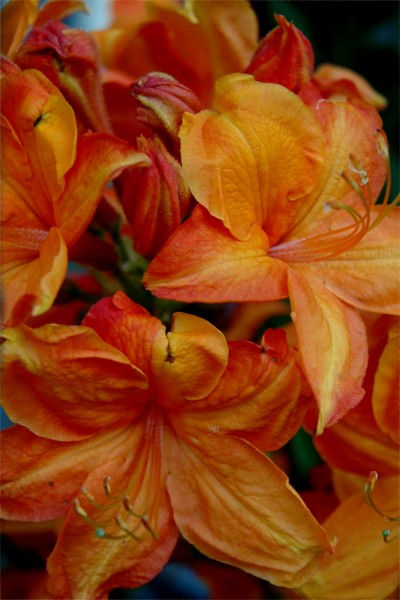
2;322;148;441
180;73;324;243
175;340;304;451
144;205;288;302
299;476;400;600
288;269;368;433
167;431;331;587
0;425;133;521
293;208;400;315
56;133;150;247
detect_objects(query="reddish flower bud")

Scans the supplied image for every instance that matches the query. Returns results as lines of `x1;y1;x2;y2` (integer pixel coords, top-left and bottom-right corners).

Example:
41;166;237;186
130;72;202;148
121;136;191;258
245;14;314;92
15;20;111;132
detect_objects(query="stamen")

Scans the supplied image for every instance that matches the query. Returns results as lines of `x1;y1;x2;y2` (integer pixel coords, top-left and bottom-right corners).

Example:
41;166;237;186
115;515;142;540
364;472;400;524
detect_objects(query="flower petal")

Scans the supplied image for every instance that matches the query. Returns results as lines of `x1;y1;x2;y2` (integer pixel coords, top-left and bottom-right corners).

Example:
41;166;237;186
144;205;288;302
0;0;37;59
2;322;148;441
294;208;400;315
180;73;324;243
288;269;368;433
0;425;132;521
167;431;331;587
2;227;68;327
56;133;150;247
176;340;305;451
299;476;400;600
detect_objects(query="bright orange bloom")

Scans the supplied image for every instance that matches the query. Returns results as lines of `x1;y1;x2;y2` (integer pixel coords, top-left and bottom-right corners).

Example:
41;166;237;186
1;68;148;326
145;73;399;433
1;291;332;597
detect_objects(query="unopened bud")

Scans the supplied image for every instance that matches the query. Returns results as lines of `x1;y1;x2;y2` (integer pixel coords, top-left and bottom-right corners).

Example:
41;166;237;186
245;14;314;92
121;136;191;258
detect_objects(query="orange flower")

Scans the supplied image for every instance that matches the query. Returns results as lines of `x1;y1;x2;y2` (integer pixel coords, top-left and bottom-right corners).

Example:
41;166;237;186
145;73;399;433
1;68;149;326
1;291;332;597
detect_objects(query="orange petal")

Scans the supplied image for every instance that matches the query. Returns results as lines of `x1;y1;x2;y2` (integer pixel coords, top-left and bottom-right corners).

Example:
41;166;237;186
176;340;304;451
144;205;288;302
56;132;150;247
314;63;387;110
47;427;178;599
1;69;77;206
0;425;132;521
285;99;386;238
152;311;228;406
180;73;324;243
2;227;68;327
0;0;37;59
34;0;88;28
294;208;400;315
299;475;400;600
167;431;331;587
372;320;400;443
83;292;165;379
2;322;148;441
288;269;368;434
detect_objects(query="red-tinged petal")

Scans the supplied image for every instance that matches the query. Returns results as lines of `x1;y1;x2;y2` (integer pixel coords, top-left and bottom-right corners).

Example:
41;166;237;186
372;320;400;443
314;395;399;477
0;0;37;58
180;73;324;243
245;14;314;92
167;432;331;587
288;269;368;434
294;208;400;315
1;69;77;206
284;99;386;238
2;227;68;327
34;0;88;28
2;323;148;441
175;340;304;451
299;476;400;600
56;133;150;246
144;205;288;302
0;425;132;521
152;312;228;407
47;427;178;599
314;63;387;110
69;231;118;270
83;292;166;378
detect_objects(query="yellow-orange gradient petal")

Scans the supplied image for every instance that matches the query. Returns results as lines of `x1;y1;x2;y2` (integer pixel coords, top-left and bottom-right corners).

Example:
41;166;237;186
299;476;400;600
180;73;324;243
2;227;68;327
167;431;331;587
144;205;288;302
2;323;148;441
285;99;386;239
294;208;400;315
372;320;400;444
152;312;228;406
34;0;88;28
288;269;367;433
314;63;387;110
0;0;37;59
0;425;133;521
56;133;150;247
47;430;178;599
176;340;304;451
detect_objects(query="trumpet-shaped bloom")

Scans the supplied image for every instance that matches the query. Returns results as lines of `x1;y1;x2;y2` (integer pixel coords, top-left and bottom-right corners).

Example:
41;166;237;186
1;291;332;598
1;68;149;326
145;73;399;433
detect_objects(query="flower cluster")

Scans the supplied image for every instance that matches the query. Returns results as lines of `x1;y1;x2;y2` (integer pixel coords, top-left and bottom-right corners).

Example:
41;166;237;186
1;1;399;599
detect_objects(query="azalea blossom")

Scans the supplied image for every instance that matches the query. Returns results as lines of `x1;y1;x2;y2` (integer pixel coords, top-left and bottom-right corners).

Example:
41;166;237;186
144;72;399;433
1;291;332;598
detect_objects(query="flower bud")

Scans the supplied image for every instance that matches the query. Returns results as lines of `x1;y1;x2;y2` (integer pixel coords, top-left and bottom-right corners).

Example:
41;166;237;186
245;14;314;92
130;72;202;148
15;20;111;132
121;136;192;258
